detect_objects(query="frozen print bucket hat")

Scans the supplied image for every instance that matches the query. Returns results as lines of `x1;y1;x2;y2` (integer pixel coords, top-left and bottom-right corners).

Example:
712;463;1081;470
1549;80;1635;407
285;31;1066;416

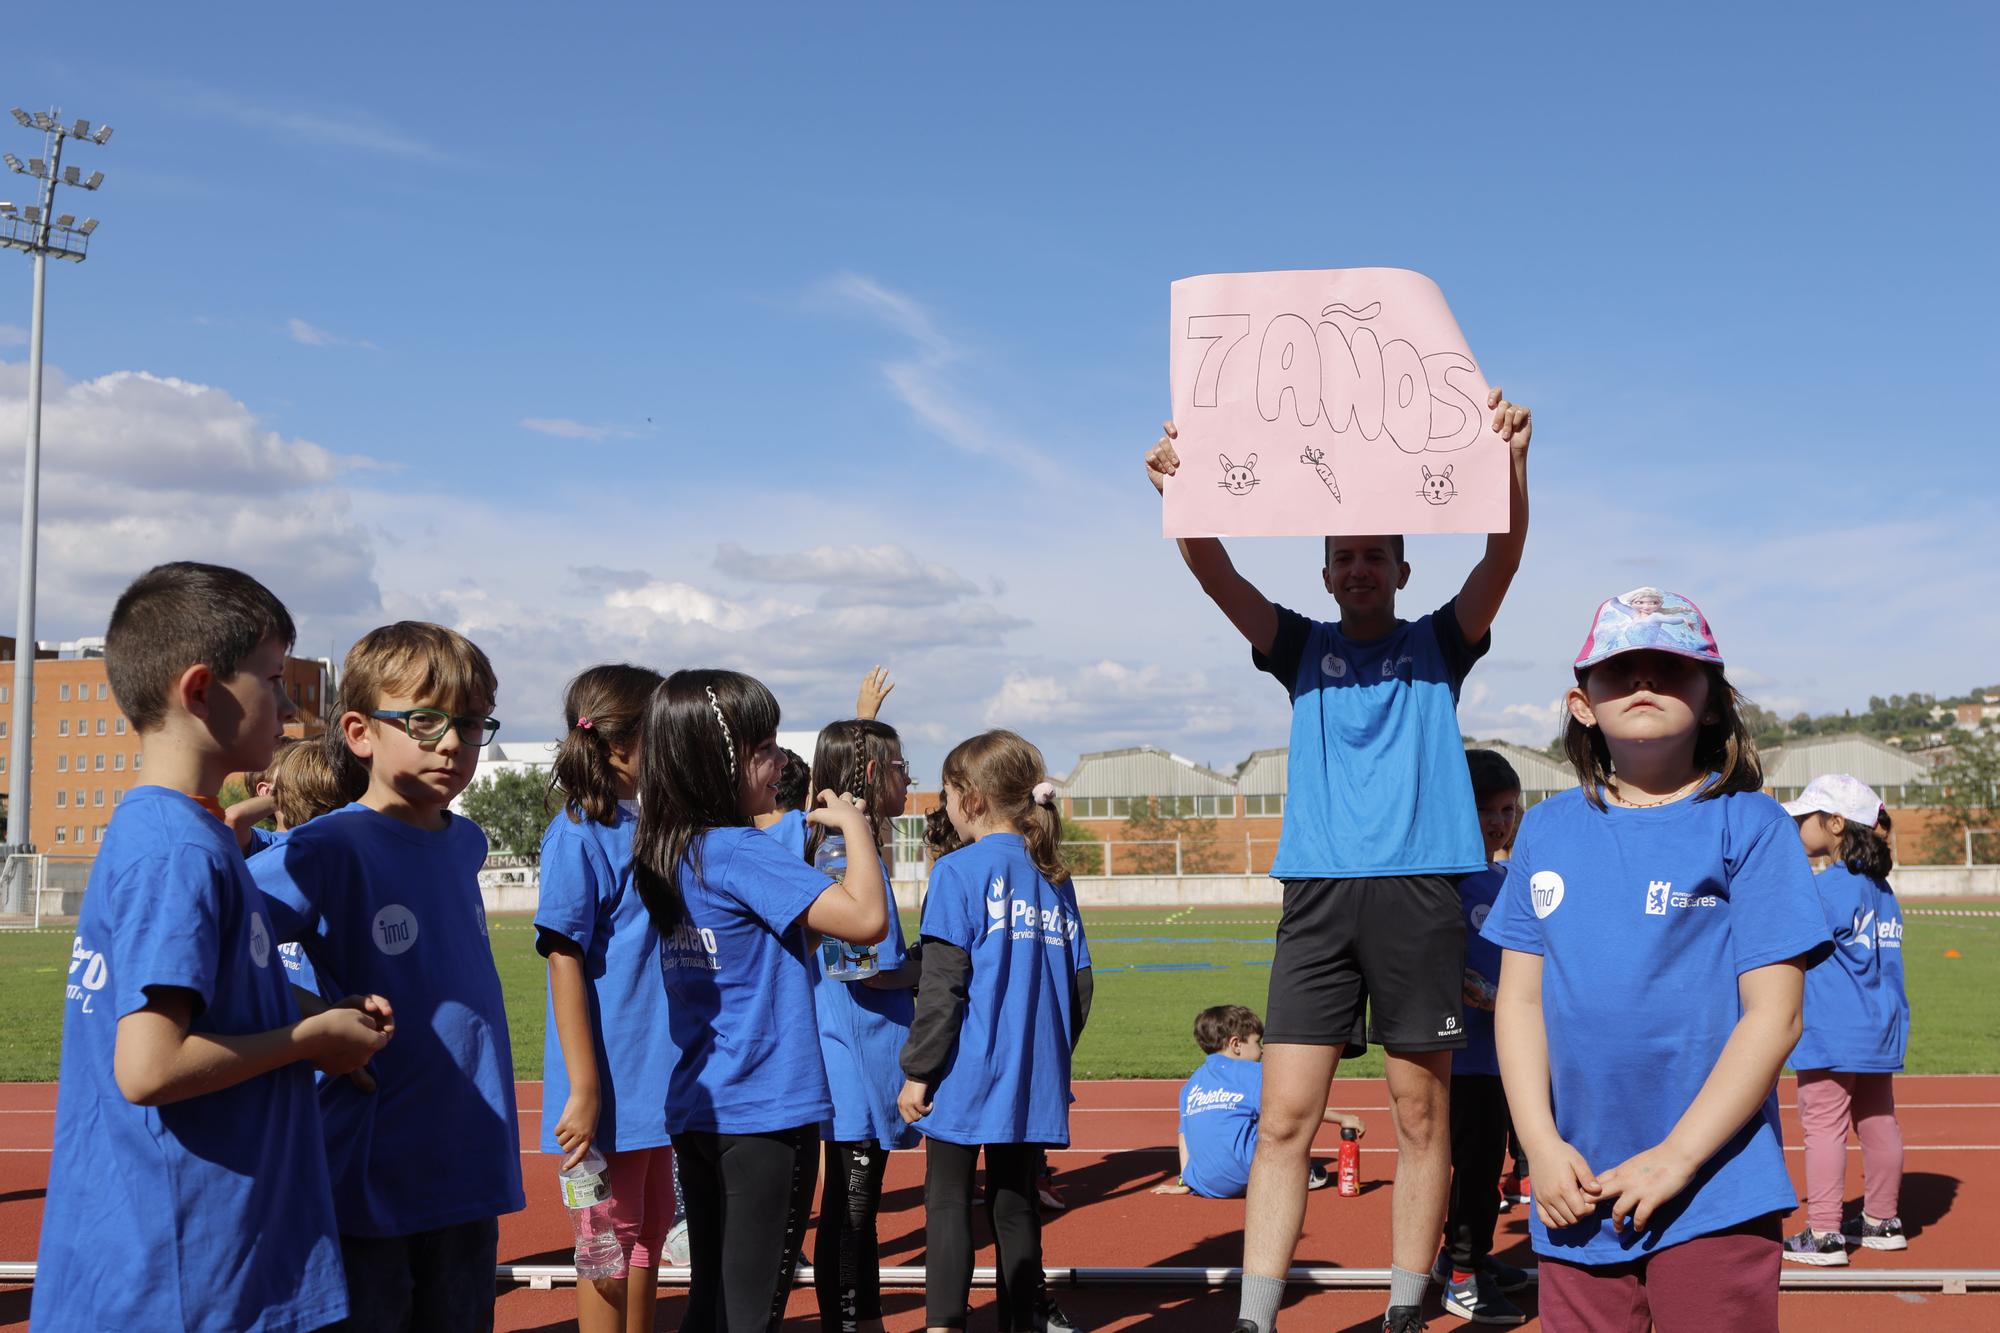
1574;586;1723;675
1781;774;1886;826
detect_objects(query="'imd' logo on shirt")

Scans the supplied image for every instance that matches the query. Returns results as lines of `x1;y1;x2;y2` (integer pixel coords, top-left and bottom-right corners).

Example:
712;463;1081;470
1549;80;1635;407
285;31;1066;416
1529;871;1565;919
1321;653;1348;679
247;911;272;969
371;904;420;956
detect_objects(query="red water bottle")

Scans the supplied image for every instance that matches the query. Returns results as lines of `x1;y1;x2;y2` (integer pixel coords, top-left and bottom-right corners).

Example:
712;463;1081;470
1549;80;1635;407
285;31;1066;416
1337;1126;1360;1196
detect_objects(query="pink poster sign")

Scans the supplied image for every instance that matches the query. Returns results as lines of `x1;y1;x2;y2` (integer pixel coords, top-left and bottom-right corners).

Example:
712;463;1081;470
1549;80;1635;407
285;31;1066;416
1163;268;1506;538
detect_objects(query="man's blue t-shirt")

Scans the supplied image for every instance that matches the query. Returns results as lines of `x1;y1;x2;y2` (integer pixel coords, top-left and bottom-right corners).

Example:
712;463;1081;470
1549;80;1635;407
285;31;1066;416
535;803;677;1154
1454;864;1506;1077
1177;1052;1263;1199
660;825;833;1135
252;802;525;1238
916;834;1090;1147
34;787;346;1333
1481;786;1830;1263
1792;865;1909;1073
814;863;918;1149
1255;598;1489;878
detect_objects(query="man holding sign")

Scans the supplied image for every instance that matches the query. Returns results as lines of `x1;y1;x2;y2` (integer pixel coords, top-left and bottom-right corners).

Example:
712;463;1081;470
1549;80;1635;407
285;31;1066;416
1143;268;1532;1333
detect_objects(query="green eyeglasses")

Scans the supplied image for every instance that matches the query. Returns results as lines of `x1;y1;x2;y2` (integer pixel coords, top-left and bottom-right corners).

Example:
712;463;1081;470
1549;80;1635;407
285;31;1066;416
370;708;500;745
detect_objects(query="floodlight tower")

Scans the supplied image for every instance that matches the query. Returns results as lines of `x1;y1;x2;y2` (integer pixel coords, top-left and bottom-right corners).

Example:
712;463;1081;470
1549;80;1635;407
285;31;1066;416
1;107;111;863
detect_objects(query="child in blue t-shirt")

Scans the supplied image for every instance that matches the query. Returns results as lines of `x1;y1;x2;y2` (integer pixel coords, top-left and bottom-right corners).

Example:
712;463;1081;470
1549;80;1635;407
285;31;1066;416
1778;775;1911;1265
1482;589;1830;1333
1434;749;1532;1324
802;717;921;1333
1146;394;1534;1332
629;668;888;1333
755;747;811;856
898;729;1093;1333
252;621;526;1331
535;663;678;1333
1152;1005;1365;1200
32;562;391;1333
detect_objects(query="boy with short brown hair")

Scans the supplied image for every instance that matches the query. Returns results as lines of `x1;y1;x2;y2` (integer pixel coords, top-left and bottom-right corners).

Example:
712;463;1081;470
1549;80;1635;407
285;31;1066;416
253;620;525;1330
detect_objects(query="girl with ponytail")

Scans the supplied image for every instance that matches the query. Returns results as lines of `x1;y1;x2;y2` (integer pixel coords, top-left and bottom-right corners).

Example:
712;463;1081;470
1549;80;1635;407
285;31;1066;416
897;729;1093;1333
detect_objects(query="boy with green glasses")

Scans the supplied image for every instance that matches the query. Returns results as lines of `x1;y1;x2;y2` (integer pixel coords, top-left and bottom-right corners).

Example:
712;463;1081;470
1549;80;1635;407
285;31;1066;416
251;621;525;1330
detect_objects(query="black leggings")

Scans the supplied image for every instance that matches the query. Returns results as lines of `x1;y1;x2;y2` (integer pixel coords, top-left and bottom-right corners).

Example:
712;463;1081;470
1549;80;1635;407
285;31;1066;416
1445;1073;1509;1270
925;1139;1046;1331
814;1140;890;1332
675;1125;817;1333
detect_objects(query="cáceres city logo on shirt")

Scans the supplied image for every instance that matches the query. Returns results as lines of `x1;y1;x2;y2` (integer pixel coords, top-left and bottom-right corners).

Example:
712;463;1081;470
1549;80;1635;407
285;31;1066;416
1643;879;1718;916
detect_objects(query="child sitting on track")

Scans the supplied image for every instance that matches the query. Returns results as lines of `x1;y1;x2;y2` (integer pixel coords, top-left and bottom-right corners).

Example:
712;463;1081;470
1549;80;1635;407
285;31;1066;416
1152;1004;1366;1199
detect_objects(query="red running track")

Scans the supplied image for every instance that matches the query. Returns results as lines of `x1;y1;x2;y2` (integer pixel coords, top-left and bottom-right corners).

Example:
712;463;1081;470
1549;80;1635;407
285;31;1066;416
0;1076;1994;1330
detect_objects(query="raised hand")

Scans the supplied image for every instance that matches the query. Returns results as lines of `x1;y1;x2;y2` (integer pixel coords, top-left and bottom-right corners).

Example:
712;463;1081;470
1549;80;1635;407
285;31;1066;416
1144;420;1181;494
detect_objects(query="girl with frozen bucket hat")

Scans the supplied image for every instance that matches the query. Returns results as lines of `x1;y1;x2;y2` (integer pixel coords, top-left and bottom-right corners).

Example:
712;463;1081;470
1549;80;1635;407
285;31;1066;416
1779;774;1910;1265
1479;588;1831;1333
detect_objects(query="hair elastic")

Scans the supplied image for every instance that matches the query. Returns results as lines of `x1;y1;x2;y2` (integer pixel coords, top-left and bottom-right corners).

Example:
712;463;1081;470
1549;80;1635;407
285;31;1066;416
575;716;594;731
1031;781;1056;808
705;685;738;778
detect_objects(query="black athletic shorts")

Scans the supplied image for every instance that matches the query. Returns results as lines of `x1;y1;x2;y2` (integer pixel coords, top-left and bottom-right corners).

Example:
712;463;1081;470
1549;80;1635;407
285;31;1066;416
1264;874;1467;1053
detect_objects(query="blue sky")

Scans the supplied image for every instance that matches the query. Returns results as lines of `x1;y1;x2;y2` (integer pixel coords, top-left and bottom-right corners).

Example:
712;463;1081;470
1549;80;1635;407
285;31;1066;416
2;2;1995;776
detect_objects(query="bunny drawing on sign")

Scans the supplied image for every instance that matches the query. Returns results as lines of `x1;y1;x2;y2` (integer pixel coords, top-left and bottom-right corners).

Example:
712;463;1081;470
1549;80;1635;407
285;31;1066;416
1300;445;1342;502
1418;463;1456;506
1218;454;1260;496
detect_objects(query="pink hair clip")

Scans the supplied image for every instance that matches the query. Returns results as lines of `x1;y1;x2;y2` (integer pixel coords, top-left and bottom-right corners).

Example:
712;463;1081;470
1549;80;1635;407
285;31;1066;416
575;716;594;731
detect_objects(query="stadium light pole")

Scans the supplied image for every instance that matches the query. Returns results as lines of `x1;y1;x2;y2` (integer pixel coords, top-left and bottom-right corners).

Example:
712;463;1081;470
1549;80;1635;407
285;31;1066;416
1;107;110;863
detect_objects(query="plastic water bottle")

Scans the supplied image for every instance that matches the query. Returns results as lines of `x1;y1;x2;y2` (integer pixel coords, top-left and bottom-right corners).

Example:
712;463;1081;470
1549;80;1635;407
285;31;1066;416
813;831;879;981
559;1148;626;1280
1337;1126;1361;1197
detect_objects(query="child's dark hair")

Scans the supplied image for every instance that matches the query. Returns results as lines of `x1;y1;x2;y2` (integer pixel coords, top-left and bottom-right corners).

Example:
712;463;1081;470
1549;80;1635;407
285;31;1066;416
923;806;962;862
774;749;810;813
550;663;663;827
1194;1004;1264;1054
1323;534;1405;566
804;720;901;865
104;562;295;733
939;729;1067;883
1465;748;1522;801
1816;811;1895;879
1564;663;1762;810
630;668;780;933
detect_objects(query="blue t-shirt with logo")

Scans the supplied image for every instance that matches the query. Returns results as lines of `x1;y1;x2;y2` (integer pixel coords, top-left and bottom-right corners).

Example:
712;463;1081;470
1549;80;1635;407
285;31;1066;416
1792;865;1908;1074
1481;786;1830;1263
1255;598;1489;878
814;863;917;1149
1454;864;1506;1077
252;802;525;1238
660;825;833;1135
1177;1052;1264;1199
916;834;1091;1147
535;803;677;1154
34;787;346;1333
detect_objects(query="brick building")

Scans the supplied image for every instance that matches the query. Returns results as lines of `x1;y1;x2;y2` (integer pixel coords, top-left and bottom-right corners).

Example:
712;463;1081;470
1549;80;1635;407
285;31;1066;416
0;636;332;856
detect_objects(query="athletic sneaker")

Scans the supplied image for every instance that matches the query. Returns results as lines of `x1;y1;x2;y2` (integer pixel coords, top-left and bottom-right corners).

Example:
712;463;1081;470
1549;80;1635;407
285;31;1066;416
1038;1172;1069;1213
1307;1162;1333;1191
1440;1271;1525;1325
1384;1307;1427;1332
1781;1227;1849;1266
1038;1297;1086;1333
1499;1172;1529;1208
1844;1214;1909;1251
663;1217;691;1266
1431;1250;1529;1294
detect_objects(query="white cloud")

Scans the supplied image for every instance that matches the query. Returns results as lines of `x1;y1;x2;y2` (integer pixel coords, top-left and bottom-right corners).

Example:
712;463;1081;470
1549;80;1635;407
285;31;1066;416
816;272;1066;483
287;318;378;351
0;325;25;347
520;417;638;441
983;659;1277;767
714;542;980;607
175;87;446;161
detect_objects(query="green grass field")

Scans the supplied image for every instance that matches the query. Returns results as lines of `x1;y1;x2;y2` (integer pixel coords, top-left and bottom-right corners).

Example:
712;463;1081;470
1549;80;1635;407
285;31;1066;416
1;905;1993;1082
